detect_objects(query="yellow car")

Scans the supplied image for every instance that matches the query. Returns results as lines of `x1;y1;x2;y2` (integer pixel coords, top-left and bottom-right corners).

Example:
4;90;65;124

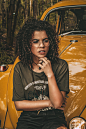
0;0;86;129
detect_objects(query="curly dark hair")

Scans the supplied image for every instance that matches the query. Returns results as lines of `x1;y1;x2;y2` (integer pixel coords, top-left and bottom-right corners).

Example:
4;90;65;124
15;19;59;66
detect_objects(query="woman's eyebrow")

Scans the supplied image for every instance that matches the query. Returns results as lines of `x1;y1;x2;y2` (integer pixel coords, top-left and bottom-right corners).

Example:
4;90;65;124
32;38;48;40
43;38;48;40
32;39;39;41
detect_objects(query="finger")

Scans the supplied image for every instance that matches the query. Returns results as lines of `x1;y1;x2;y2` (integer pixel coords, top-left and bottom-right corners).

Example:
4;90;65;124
61;104;66;107
58;107;65;110
61;103;66;107
64;97;67;101
44;57;48;61
39;60;42;63
37;63;43;69
62;103;66;106
47;59;50;64
61;105;66;108
63;101;67;104
40;57;48;61
64;100;67;103
39;58;46;65
39;60;44;65
64;98;67;103
62;102;66;105
44;57;50;64
40;57;50;65
39;58;47;64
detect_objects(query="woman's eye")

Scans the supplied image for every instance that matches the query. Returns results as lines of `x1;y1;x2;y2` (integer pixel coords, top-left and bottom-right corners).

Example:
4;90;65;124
33;40;39;43
44;39;49;42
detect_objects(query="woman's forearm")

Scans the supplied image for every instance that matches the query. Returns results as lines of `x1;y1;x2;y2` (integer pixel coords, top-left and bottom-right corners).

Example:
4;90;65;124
14;99;53;111
37;57;65;109
48;74;64;109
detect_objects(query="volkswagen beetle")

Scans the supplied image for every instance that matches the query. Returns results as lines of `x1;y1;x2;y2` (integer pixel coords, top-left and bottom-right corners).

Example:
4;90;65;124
0;0;86;128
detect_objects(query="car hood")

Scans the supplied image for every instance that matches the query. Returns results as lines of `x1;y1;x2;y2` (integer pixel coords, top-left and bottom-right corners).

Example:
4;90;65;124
59;35;86;54
59;34;86;123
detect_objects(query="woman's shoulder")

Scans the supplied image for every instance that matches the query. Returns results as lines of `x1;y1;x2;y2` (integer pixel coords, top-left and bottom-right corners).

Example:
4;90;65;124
14;61;29;72
52;57;68;66
52;58;68;73
14;61;22;69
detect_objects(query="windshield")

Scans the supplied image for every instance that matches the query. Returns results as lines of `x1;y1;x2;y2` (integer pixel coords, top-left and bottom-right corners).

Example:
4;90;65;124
61;7;86;34
45;6;86;35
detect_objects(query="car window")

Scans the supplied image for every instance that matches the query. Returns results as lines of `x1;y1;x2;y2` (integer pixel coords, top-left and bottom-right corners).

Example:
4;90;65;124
61;10;77;33
61;7;86;34
44;6;86;35
45;10;58;30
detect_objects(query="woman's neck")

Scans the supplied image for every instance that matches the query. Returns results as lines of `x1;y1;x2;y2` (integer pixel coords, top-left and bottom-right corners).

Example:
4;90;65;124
32;61;43;73
32;54;39;63
32;55;43;73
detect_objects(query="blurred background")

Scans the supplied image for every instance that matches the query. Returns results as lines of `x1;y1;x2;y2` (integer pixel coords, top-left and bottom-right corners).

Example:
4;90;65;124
0;0;59;65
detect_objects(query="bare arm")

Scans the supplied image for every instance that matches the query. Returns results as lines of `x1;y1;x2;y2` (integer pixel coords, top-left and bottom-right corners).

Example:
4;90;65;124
57;91;67;110
14;99;53;111
48;75;65;108
14;92;66;111
38;57;66;109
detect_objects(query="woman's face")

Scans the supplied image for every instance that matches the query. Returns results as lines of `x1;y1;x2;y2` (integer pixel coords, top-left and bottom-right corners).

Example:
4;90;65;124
31;30;49;62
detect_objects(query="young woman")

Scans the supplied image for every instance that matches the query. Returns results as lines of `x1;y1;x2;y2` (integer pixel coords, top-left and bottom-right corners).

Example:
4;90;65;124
13;19;69;129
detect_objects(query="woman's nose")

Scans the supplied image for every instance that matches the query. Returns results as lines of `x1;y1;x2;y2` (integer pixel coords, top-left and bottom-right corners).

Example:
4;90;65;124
39;41;44;47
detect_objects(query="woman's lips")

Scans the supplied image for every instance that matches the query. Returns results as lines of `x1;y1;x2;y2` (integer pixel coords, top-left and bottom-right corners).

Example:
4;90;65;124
39;50;45;54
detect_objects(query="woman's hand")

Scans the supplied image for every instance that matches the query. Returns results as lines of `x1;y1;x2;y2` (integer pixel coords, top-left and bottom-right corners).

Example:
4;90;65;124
38;57;66;109
38;57;54;78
